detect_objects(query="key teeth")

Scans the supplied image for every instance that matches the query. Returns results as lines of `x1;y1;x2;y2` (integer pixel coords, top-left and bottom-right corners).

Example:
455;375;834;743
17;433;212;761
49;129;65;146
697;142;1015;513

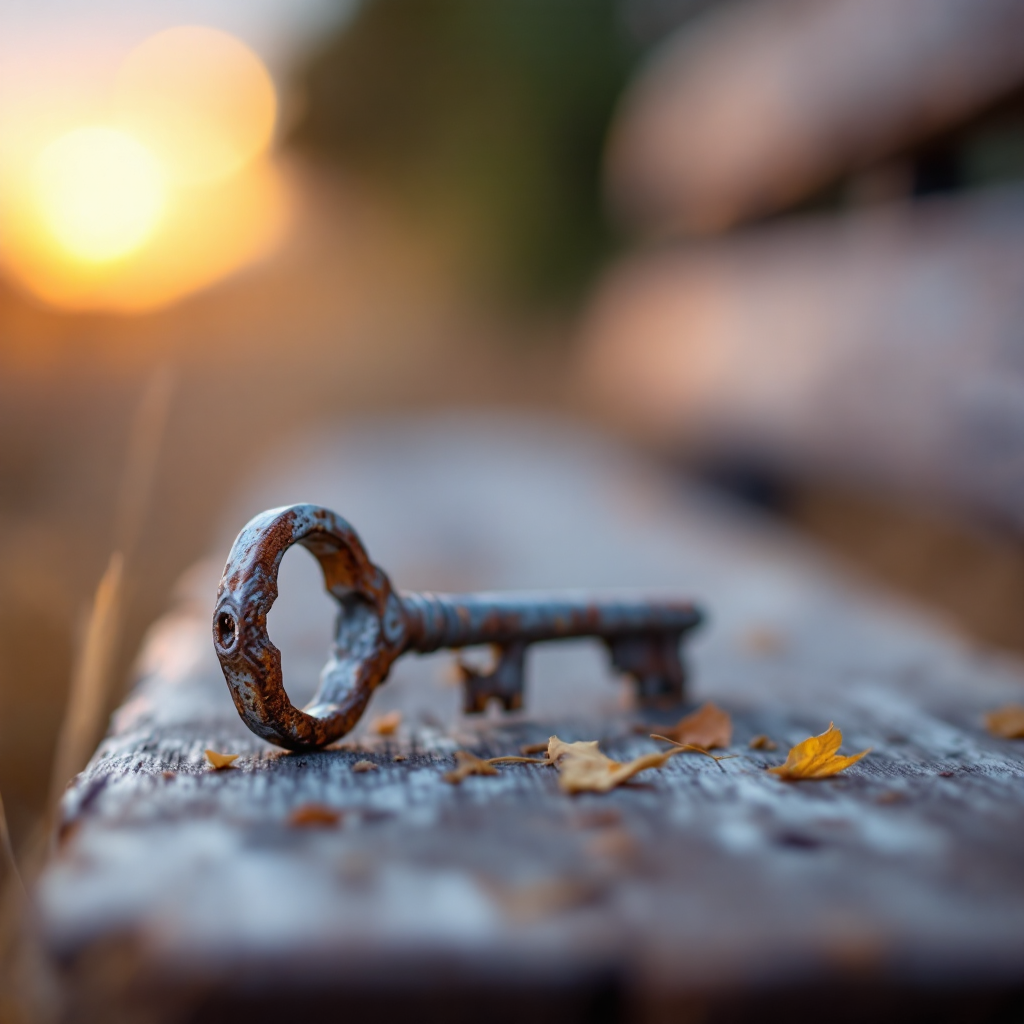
459;643;526;715
605;632;686;706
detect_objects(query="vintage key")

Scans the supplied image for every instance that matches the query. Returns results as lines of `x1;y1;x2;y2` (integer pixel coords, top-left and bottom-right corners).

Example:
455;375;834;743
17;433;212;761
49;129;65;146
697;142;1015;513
213;504;703;750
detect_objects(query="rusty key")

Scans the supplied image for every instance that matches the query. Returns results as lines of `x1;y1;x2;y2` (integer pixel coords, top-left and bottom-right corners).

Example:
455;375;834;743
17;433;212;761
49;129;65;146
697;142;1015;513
213;504;703;750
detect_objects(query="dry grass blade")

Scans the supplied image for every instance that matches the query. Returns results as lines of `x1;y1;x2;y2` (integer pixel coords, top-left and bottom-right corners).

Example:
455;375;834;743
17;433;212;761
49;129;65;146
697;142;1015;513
48;365;176;807
650;734;739;771
0;790;24;899
113;364;176;559
48;552;124;807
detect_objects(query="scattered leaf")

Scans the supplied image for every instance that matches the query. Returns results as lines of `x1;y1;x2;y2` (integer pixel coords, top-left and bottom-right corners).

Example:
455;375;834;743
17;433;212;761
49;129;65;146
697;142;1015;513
659;702;732;749
743;626;787;656
482;875;600;923
393;753;408;762
443;750;549;785
547;736;679;794
985;704;1024;739
444;750;499;784
370;710;402;735
768;724;870;780
352;760;378;773
585;827;639;863
572;807;621;829
289;804;343;827
875;791;905;805
749;734;777;751
205;749;239;770
161;770;176;780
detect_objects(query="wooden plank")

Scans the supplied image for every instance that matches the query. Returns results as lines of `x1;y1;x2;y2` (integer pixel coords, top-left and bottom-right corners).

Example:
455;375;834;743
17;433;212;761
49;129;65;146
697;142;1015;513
39;416;1024;1021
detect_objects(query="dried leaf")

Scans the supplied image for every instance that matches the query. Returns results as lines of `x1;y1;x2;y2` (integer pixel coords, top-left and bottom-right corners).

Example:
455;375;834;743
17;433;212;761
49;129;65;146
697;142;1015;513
205;749;239;770
352;759;377;773
483;876;600;923
743;626;786;656
370;710;402;735
749;734;777;751
443;750;549;785
985;704;1024;739
444;750;499;784
393;754;408;762
289;804;342;827
547;736;679;794
768;724;870;780
660;701;732;749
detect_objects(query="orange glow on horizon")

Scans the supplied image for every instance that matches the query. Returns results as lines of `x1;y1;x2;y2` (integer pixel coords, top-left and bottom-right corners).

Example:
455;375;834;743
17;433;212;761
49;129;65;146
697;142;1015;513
0;25;290;314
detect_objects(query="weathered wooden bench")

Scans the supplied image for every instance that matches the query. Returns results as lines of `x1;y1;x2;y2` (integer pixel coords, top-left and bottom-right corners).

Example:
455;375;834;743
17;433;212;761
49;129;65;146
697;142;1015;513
39;415;1024;1022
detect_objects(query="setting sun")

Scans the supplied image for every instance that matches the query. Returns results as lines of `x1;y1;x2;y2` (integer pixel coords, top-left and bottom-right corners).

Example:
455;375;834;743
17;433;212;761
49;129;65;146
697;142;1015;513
32;126;166;264
0;23;287;313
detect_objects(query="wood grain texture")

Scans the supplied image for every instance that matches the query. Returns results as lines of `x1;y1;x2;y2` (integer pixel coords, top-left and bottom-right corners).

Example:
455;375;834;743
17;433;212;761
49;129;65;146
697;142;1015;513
39;416;1024;1022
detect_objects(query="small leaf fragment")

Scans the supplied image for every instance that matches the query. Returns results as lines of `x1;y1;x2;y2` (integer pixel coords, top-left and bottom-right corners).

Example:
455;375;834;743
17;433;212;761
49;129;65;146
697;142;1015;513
370;710;402;735
660;702;732;749
443;751;548;785
352;759;378;773
205;749;239;770
985;704;1024;739
749;734;777;751
289;804;342;827
768;724;870;780
547;736;679;794
444;750;499;784
393;754;408;762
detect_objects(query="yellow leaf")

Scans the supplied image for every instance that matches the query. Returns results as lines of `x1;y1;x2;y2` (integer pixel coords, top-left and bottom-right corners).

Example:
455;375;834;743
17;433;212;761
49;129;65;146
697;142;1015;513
749;734;777;751
768;723;870;780
352;759;377;773
661;701;732;749
985;705;1024;739
205;749;239;770
370;710;402;735
547;736;678;794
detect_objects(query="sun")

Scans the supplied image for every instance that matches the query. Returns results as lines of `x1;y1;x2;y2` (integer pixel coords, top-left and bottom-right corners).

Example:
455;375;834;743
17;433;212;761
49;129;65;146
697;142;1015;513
32;126;166;264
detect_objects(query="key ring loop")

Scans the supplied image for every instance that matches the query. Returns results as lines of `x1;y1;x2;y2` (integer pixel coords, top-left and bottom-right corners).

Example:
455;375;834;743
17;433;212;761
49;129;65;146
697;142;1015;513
213;504;406;750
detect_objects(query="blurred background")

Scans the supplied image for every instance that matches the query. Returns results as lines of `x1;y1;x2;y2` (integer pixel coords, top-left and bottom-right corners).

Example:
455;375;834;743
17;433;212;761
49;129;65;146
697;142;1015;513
1;0;1023;858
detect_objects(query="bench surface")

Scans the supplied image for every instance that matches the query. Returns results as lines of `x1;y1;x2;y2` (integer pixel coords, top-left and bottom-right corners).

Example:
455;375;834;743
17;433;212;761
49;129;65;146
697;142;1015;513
41;416;1024;1022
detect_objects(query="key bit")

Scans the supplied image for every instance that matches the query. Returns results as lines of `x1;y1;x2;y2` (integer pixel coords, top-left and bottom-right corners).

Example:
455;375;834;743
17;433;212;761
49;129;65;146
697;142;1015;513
213;504;704;751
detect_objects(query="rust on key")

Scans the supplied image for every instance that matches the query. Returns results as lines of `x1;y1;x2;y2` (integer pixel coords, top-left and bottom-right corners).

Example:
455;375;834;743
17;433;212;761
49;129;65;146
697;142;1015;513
213;504;704;751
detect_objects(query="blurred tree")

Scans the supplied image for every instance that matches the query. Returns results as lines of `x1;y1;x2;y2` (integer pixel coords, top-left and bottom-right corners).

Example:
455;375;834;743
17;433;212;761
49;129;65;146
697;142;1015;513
289;0;638;304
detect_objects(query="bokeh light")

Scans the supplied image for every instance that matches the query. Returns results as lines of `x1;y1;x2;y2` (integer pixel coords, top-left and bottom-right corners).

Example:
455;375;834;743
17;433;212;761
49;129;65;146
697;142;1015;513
32;126;165;264
114;26;277;186
0;24;287;313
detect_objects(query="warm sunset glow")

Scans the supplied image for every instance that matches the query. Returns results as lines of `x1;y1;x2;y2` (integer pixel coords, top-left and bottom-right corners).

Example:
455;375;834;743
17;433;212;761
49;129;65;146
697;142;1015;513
32;127;165;263
114;26;277;186
0;24;288;313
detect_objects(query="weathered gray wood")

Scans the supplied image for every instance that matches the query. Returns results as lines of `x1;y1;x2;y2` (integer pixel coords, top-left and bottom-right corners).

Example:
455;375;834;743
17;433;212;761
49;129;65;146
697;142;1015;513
39;416;1024;1021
